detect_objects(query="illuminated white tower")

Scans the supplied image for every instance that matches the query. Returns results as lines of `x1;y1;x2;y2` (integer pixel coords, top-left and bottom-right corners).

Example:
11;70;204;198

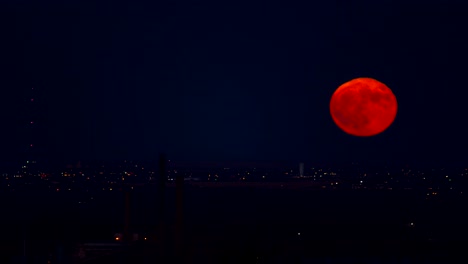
299;163;304;177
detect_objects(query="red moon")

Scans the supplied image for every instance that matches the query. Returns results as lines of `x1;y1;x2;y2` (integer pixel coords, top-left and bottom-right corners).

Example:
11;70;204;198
330;77;397;137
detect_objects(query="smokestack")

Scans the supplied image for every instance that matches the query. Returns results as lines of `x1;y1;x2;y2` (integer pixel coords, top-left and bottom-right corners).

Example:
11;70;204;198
157;154;167;253
175;171;184;257
124;188;131;243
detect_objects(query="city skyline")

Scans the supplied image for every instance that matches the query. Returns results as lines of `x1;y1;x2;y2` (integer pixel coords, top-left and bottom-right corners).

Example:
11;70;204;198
2;0;468;263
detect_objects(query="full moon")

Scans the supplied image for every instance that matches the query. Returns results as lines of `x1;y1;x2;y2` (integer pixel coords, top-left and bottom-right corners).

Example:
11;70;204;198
330;77;397;137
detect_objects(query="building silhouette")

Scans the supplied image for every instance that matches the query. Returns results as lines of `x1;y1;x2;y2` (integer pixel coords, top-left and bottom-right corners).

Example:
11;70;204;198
299;162;304;177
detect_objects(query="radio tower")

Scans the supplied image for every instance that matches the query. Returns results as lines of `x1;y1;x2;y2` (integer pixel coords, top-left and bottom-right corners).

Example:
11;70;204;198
22;86;39;176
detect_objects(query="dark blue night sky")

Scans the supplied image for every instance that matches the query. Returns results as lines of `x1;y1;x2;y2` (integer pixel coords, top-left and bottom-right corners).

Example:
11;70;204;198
1;0;467;166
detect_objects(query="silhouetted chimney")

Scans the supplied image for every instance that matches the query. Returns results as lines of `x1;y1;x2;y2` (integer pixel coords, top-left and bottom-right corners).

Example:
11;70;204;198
175;170;184;257
157;154;167;253
124;188;131;243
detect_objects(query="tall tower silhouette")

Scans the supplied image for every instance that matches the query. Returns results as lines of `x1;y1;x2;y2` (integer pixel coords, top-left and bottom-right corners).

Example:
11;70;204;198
22;86;39;176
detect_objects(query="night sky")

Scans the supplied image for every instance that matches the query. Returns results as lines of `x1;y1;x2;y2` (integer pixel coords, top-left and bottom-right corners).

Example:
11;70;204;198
1;0;467;166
